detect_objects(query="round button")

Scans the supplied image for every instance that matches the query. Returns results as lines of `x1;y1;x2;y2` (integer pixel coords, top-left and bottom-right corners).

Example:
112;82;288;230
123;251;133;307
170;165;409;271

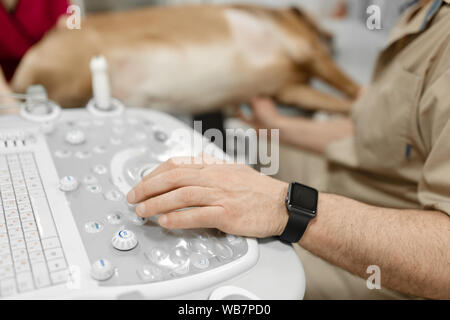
213;243;233;260
226;234;244;245
173;264;190;275
106;212;122;225
65;129;86;145
93;146;107;154
190;253;210;270
154;130;168;143
129;215;147;226
93;164;107;175
84;221;103;234
55;150;71;158
86;184;102;194
147;248;169;265
75;151;92;159
137;265;163;283
91;259;114;281
190;239;214;258
105;190;123;202
59;176;78;192
112;229;138;251
170;247;190;266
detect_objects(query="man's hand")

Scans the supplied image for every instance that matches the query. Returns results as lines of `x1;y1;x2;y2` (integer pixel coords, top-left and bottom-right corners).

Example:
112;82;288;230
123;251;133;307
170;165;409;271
242;97;354;155
239;97;287;130
127;155;289;238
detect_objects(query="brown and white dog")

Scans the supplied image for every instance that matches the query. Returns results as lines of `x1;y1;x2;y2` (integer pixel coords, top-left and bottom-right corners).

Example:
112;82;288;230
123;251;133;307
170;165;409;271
11;4;360;114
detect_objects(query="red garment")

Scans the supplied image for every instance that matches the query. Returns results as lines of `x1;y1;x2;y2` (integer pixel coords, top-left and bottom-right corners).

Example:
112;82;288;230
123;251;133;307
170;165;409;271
0;0;69;80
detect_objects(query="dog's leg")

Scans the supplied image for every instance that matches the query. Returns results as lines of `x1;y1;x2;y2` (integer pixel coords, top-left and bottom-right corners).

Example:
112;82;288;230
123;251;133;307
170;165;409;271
276;84;354;113
0;67;20;114
310;52;361;100
10;53;37;95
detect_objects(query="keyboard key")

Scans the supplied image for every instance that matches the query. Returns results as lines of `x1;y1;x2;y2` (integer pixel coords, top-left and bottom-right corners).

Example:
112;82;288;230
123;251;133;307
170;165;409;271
41;237;60;250
0;254;12;267
6;218;20;228
48;258;67;272
10;238;26;250
0;243;9;254
0;278;17;297
31;263;50;288
17;272;34;293
24;230;39;241
15;259;31;273
9;227;24;239
12;249;27;261
45;247;64;261
22;220;37;232
0;233;8;243
0;265;14;280
26;240;41;252
5;209;19;219
29;250;45;263
50;269;69;285
20;211;34;222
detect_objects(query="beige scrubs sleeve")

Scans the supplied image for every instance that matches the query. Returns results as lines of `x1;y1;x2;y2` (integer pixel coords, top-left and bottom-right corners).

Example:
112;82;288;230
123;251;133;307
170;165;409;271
417;68;450;216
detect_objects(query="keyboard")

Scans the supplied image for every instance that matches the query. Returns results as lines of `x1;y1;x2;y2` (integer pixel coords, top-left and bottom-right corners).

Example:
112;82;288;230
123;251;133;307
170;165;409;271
0;152;68;297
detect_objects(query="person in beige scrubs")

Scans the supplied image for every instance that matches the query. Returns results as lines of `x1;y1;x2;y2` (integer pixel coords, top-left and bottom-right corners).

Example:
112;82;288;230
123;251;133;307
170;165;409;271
130;0;449;299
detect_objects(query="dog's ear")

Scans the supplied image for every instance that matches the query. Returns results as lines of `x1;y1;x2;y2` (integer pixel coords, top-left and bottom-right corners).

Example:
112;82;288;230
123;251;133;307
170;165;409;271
289;7;334;49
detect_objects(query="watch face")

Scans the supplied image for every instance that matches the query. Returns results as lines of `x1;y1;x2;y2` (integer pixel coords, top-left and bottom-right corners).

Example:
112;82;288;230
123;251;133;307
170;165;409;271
290;183;318;216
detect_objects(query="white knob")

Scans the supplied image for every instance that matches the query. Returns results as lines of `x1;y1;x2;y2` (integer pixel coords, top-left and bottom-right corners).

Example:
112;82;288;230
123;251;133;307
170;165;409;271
90;259;114;281
65;129;86;145
112;229;138;251
90;56;111;110
59;176;79;192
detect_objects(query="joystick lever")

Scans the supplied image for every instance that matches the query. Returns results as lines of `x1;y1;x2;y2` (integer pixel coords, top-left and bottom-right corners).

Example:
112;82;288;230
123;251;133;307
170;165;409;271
87;55;124;116
90;56;112;111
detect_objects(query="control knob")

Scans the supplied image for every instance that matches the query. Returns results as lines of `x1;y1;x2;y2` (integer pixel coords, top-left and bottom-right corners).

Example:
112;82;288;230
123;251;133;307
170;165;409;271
90;259;115;281
59;176;78;192
112;229;138;251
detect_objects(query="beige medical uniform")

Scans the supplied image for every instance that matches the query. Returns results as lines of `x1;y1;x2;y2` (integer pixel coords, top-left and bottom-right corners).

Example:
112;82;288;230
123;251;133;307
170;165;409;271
282;0;450;299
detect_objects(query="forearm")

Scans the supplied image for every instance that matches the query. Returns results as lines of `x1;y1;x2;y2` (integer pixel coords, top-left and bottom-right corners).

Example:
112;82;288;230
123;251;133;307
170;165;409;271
299;193;450;299
277;116;353;154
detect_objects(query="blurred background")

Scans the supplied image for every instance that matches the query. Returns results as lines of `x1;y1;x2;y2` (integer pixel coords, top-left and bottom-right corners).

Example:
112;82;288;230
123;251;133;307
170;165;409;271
67;0;414;184
73;0;414;85
77;0;413;33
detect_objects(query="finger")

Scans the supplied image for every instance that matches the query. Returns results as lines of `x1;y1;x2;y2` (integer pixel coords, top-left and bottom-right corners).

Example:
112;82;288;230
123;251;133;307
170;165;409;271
135;186;219;217
142;157;205;182
128;167;213;204
158;206;224;230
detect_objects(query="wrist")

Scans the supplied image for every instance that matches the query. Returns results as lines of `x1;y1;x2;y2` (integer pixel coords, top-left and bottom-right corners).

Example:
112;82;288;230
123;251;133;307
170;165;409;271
275;182;290;236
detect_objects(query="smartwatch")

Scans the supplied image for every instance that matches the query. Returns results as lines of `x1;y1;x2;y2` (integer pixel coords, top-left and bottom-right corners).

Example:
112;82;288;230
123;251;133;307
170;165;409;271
280;182;318;243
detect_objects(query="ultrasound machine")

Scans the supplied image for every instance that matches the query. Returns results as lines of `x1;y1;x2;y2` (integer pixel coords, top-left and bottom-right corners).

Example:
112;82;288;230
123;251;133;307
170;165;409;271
0;57;305;299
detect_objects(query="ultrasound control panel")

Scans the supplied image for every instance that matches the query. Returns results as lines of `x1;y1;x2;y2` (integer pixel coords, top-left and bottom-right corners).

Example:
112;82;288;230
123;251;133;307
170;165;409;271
0;59;304;299
46;110;254;287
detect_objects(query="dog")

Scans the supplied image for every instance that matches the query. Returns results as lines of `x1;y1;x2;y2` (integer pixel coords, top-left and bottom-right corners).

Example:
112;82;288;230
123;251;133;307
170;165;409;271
11;4;360;114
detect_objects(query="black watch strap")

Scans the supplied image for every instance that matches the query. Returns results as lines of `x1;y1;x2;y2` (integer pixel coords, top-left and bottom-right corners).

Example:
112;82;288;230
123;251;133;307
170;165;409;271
280;182;318;243
279;211;310;243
